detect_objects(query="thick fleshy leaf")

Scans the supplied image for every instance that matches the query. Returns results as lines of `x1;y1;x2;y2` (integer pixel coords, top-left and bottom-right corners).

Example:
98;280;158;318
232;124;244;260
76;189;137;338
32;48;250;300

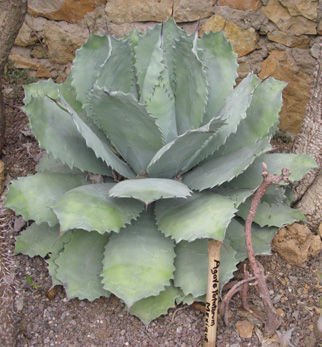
197;31;238;124
145;68;178;144
183;138;271;191
147;128;221;179
129;286;181;326
96;37;138;97
14;223;73;286
174;239;208;298
225;153;317;190
220;238;241;292
261;186;288;206
174;34;208;134
237;199;305;227
46;252;63;286
162;18;189;93
71;35;110;105
5;173;87;226
60;96;135;179
23;95;112;176
176;294;206;305
211;188;253;208
55;230;110;301
134;24;161;98
174;238;238;298
101;211;176;307
155;192;236;242
136;31;178;142
181;73;259;173
53;183;144;233
58;75;84;115
88;87;163;174
123;28;140;97
220;77;285;156
23;79;58;105
140;34;164;102
36;154;82;174
15;223;71;257
108;178;191;205
226;218;278;261
209;73;259;140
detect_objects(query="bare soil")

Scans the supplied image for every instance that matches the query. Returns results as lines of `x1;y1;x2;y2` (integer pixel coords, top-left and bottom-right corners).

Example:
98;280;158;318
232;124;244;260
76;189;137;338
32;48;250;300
1;72;322;347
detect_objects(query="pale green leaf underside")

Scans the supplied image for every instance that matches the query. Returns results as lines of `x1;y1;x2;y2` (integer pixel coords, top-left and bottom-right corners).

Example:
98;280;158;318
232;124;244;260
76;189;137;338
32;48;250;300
225;153;317;190
174;238;238;298
101;211;176;307
5;173;87;226
71;34;110;105
129;286;181;326
197;31;238;124
155;192;236;242
53;183;144;233
15;223;71;257
238;199;305;227
24;95;111;176
36;154;82;175
226;218;278;261
183;138;271;191
88;88;163;174
108;178;191;205
174;34;208;134
55;230;110;301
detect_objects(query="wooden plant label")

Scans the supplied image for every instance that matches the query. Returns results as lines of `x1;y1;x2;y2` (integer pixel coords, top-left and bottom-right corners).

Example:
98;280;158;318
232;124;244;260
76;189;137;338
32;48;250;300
204;239;222;347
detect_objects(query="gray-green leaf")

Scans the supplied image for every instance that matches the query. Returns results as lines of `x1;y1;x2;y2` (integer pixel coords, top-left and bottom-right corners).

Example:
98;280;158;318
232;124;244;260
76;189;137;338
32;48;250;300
101;211;176;307
71;34;110;105
237;199;306;227
23;94;111;176
197;31;238;124
183;138;271;191
5;173;87;226
55;230;110;301
15;223;71;257
129;286;181;326
53;183;144;233
155;192;236;242
88;87;163;174
108;178;191;205
174;34;208;134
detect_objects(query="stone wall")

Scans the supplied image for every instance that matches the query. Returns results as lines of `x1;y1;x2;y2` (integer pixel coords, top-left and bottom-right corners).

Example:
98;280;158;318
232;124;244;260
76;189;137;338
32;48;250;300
10;0;321;133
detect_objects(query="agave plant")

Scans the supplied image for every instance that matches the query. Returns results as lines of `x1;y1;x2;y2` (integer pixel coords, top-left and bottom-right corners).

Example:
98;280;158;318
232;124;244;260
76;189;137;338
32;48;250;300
6;19;315;325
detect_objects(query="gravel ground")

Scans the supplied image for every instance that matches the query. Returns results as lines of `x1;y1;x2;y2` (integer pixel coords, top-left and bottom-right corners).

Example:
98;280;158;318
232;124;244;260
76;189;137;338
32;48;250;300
1;74;322;347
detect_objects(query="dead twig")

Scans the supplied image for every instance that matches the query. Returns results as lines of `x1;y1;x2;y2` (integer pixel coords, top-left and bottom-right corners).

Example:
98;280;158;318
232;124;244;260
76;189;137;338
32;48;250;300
220;275;259;325
221;162;290;336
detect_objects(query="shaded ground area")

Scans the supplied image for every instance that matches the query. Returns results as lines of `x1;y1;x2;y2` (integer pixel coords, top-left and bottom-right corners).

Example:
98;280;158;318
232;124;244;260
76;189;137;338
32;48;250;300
1;70;322;347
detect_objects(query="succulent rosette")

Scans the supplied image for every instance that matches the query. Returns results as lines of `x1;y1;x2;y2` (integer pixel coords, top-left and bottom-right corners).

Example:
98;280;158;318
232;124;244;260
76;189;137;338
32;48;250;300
6;19;315;324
